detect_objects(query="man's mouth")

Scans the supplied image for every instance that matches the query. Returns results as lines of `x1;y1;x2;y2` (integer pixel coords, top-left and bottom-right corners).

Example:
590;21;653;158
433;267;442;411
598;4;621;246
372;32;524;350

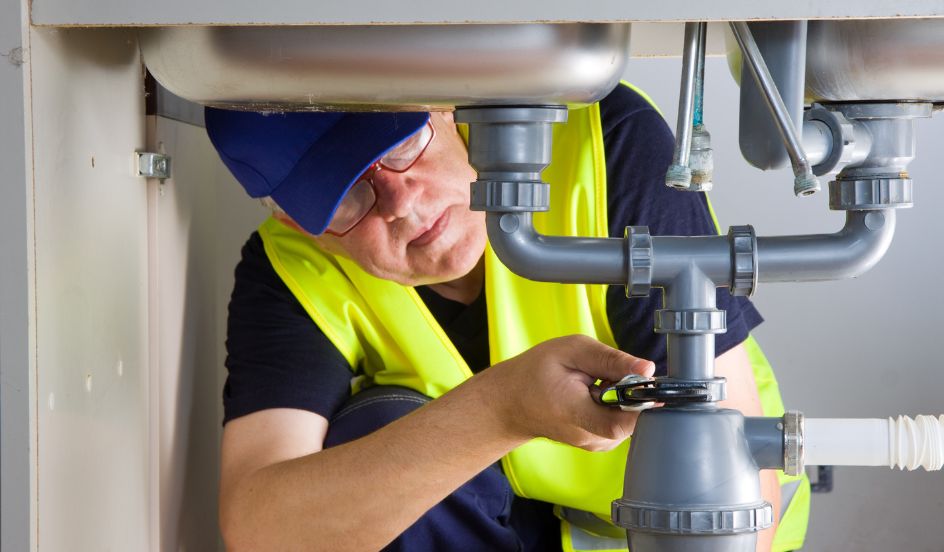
409;209;450;247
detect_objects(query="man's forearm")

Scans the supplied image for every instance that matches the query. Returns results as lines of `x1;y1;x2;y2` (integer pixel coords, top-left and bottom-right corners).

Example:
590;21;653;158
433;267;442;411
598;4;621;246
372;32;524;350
220;336;652;551
220;368;525;551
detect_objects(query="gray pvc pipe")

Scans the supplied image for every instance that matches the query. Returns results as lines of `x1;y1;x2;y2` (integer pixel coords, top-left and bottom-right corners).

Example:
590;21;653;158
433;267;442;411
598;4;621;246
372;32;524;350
662;268;718;381
651;236;730;284
487;210;896;289
757;210;896;282
744;416;785;470
486;212;625;284
487;208;896;383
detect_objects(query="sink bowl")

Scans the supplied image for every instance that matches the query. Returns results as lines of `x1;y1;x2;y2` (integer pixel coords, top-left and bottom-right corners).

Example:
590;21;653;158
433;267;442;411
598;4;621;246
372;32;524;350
806;19;944;102
139;24;631;111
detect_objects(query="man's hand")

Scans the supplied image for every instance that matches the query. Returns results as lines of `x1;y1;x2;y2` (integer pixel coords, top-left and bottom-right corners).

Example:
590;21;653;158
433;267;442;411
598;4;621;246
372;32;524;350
220;335;654;551
479;334;655;451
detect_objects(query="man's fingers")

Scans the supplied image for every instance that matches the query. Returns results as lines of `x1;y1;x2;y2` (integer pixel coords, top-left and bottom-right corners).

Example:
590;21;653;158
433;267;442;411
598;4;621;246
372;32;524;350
556;335;655;382
578;405;639;445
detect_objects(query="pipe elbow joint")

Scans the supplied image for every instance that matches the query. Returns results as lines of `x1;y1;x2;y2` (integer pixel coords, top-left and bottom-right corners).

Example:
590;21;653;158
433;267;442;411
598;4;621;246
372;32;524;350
485;212;628;285
837;210;896;279
486;212;545;281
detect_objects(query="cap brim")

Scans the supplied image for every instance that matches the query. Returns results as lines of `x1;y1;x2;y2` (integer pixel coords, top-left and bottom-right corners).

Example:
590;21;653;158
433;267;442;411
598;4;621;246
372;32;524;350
272;112;430;235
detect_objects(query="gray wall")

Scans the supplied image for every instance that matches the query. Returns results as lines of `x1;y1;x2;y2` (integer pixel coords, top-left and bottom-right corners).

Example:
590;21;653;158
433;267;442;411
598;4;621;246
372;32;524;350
625;56;944;551
0;0;32;550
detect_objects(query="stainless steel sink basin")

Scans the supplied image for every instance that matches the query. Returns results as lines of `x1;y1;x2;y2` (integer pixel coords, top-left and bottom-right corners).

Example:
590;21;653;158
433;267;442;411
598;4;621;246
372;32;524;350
139;24;631;111
806;19;944;102
726;19;944;103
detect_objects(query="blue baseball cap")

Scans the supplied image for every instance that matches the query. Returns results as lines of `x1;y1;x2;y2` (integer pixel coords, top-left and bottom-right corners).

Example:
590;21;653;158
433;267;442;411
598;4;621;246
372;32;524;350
205;107;430;235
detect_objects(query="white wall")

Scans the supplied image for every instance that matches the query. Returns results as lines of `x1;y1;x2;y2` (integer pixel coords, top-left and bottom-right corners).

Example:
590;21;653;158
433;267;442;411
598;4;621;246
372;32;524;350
625;55;944;551
28;27;150;552
150;114;265;552
19;26;264;551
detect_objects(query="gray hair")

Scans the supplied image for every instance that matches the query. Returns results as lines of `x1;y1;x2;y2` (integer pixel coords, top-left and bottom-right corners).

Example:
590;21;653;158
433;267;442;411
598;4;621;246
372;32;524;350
259;196;285;214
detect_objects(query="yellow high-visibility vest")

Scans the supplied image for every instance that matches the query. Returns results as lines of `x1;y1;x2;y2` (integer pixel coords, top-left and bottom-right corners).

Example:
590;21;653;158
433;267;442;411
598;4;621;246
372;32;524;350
258;83;809;551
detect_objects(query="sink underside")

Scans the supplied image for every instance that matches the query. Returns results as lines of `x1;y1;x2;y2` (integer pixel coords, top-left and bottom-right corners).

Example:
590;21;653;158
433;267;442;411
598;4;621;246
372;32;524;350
139;24;632;111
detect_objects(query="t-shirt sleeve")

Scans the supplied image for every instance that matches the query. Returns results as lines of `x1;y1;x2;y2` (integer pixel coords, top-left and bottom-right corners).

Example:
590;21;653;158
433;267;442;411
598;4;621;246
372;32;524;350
600;85;763;376
223;232;354;425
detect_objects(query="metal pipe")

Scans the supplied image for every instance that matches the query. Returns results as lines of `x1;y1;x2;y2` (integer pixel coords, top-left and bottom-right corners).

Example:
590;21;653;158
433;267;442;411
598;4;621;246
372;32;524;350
689;22;714;191
665;22;700;189
757;210;896;282
729;21;820;197
693;22;707;128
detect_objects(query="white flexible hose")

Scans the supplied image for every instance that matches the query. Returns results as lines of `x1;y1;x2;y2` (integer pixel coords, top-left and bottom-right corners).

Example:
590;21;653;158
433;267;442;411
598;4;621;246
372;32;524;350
889;415;944;471
804;415;944;471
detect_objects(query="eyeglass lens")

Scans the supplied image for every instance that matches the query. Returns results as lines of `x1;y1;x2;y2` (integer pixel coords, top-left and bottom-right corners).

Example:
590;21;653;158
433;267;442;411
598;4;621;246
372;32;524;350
326;120;434;235
326;177;376;235
380;122;434;171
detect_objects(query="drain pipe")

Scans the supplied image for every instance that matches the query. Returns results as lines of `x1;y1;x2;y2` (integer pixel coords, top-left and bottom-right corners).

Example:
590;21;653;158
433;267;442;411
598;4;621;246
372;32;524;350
454;101;927;552
485;212;625;284
482;201;896;288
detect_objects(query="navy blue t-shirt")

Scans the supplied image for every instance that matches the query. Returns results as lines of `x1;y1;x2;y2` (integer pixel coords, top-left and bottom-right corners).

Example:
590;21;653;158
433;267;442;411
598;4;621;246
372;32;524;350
223;84;762;425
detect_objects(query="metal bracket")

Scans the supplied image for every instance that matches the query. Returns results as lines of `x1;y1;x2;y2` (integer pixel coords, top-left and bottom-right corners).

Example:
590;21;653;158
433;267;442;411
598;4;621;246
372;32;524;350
136;152;172;181
809;465;834;493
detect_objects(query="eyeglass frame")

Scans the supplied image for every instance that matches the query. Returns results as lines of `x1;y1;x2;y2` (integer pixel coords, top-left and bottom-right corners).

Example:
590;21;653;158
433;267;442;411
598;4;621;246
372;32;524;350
325;120;436;236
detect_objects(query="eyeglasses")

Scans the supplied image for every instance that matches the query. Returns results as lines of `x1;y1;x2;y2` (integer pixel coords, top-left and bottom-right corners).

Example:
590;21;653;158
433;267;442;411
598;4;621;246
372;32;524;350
326;120;435;236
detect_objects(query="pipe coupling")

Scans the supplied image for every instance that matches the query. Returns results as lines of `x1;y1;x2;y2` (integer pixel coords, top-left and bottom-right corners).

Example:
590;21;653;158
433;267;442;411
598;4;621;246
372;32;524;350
828;179;913;211
626;226;653;297
654;309;727;335
805;105;859;176
728;225;758;297
470;181;550;212
689;125;714;192
612;500;773;535
783;410;805;476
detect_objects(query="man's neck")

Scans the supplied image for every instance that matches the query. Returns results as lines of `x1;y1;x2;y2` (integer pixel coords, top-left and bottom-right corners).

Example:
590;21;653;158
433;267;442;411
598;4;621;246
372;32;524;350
426;256;485;305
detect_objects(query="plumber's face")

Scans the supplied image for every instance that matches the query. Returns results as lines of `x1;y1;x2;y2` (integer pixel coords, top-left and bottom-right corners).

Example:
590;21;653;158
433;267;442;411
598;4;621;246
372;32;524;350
281;112;487;286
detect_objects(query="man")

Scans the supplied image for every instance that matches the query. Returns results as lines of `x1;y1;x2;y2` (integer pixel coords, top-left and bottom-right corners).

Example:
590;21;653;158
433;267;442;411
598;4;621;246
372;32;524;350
206;83;805;551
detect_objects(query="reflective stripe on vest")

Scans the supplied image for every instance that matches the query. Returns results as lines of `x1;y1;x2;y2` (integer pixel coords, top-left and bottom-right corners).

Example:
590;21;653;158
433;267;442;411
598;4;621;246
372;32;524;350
259;82;808;552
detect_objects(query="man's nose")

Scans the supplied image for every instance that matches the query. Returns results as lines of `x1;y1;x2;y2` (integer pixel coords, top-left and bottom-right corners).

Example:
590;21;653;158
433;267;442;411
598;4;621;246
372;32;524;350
372;171;422;222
